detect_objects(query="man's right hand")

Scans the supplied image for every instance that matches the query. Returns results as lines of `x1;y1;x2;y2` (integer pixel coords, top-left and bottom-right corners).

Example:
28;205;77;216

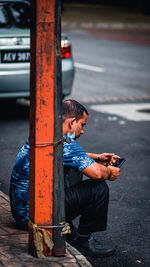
81;162;120;181
107;166;120;181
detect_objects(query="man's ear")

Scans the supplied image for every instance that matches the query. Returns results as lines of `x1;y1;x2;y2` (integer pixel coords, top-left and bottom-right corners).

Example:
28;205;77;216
68;117;76;129
70;118;76;125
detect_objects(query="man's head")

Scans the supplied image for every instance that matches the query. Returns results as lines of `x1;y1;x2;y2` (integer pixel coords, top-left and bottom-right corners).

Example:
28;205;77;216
62;99;88;139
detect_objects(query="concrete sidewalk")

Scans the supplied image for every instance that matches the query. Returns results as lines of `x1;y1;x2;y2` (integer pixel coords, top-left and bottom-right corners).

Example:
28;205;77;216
0;191;92;267
62;3;150;29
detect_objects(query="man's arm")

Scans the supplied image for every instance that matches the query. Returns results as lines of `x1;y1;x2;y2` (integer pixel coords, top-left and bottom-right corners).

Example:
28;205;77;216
81;161;120;181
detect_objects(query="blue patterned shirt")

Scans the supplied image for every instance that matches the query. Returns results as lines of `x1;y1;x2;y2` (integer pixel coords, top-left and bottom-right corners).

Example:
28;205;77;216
9;137;94;227
63;136;94;187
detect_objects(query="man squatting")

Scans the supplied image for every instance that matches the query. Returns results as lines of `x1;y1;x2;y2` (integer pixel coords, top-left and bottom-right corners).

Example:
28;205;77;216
10;99;120;257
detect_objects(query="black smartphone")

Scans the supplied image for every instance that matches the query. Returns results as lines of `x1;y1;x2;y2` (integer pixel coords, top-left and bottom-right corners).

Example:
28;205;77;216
113;158;126;168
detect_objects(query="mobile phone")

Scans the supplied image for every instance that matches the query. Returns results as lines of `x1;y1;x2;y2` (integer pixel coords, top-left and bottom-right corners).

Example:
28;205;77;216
113;158;126;168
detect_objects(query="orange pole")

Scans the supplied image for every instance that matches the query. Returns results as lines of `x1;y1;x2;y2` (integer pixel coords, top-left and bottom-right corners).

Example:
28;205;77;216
29;0;56;257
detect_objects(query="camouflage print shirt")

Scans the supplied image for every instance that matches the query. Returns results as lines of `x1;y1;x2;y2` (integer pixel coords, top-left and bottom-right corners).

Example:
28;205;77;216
9;137;94;228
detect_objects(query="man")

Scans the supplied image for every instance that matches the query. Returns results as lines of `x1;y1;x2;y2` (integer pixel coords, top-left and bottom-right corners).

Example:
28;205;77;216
10;99;120;257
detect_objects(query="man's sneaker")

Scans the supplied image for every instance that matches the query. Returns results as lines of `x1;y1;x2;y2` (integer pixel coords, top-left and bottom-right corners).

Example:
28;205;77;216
72;236;115;258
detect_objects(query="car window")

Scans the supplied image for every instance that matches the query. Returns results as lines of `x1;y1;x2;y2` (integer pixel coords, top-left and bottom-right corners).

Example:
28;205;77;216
0;1;30;29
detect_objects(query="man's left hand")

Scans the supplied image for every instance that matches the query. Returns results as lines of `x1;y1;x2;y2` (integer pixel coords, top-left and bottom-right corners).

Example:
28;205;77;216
95;153;120;166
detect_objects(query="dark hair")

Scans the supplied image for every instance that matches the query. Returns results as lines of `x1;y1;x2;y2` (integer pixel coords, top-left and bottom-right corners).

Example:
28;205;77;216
62;99;88;122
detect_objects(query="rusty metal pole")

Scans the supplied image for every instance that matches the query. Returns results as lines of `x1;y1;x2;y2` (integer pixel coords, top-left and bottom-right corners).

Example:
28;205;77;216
29;0;65;257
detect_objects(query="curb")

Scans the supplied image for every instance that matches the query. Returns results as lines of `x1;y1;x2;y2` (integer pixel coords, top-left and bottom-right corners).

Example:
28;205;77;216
66;243;92;267
0;190;9;201
71;95;150;104
62;21;150;30
0;190;92;267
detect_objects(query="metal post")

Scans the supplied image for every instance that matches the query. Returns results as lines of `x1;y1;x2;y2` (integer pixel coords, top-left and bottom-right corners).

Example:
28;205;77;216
53;0;65;256
29;0;65;257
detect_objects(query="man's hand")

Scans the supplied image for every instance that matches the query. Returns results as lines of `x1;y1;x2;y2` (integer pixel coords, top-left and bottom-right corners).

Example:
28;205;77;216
81;161;120;181
107;166;120;181
95;153;120;166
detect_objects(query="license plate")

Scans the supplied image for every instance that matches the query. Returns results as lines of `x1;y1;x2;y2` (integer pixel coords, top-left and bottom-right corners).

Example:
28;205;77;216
1;50;30;63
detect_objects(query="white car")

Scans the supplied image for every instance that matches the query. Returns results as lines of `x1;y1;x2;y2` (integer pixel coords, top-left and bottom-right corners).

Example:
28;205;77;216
0;0;75;99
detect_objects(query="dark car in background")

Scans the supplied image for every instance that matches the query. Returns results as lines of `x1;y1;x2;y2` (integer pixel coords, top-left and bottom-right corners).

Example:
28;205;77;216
0;0;75;99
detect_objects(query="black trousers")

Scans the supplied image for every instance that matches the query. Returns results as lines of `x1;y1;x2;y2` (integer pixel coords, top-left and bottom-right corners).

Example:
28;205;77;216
65;179;109;235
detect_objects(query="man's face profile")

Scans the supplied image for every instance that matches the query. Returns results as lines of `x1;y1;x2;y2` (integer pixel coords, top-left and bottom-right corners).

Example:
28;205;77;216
74;111;87;139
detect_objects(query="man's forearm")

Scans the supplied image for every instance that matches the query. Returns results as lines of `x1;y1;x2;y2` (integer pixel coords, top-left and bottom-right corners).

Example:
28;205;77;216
82;161;111;181
99;164;112;180
86;152;98;160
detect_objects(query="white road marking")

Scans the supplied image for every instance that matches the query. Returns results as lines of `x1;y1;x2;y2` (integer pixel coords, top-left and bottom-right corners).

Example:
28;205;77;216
74;62;105;73
90;103;150;121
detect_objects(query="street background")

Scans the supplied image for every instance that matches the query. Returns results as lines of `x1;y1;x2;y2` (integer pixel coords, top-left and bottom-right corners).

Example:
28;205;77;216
0;2;150;267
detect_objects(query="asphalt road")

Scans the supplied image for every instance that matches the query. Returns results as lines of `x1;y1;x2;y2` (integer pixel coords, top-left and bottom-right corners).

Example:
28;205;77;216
77;105;150;267
0;28;150;266
68;28;150;102
69;28;150;266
